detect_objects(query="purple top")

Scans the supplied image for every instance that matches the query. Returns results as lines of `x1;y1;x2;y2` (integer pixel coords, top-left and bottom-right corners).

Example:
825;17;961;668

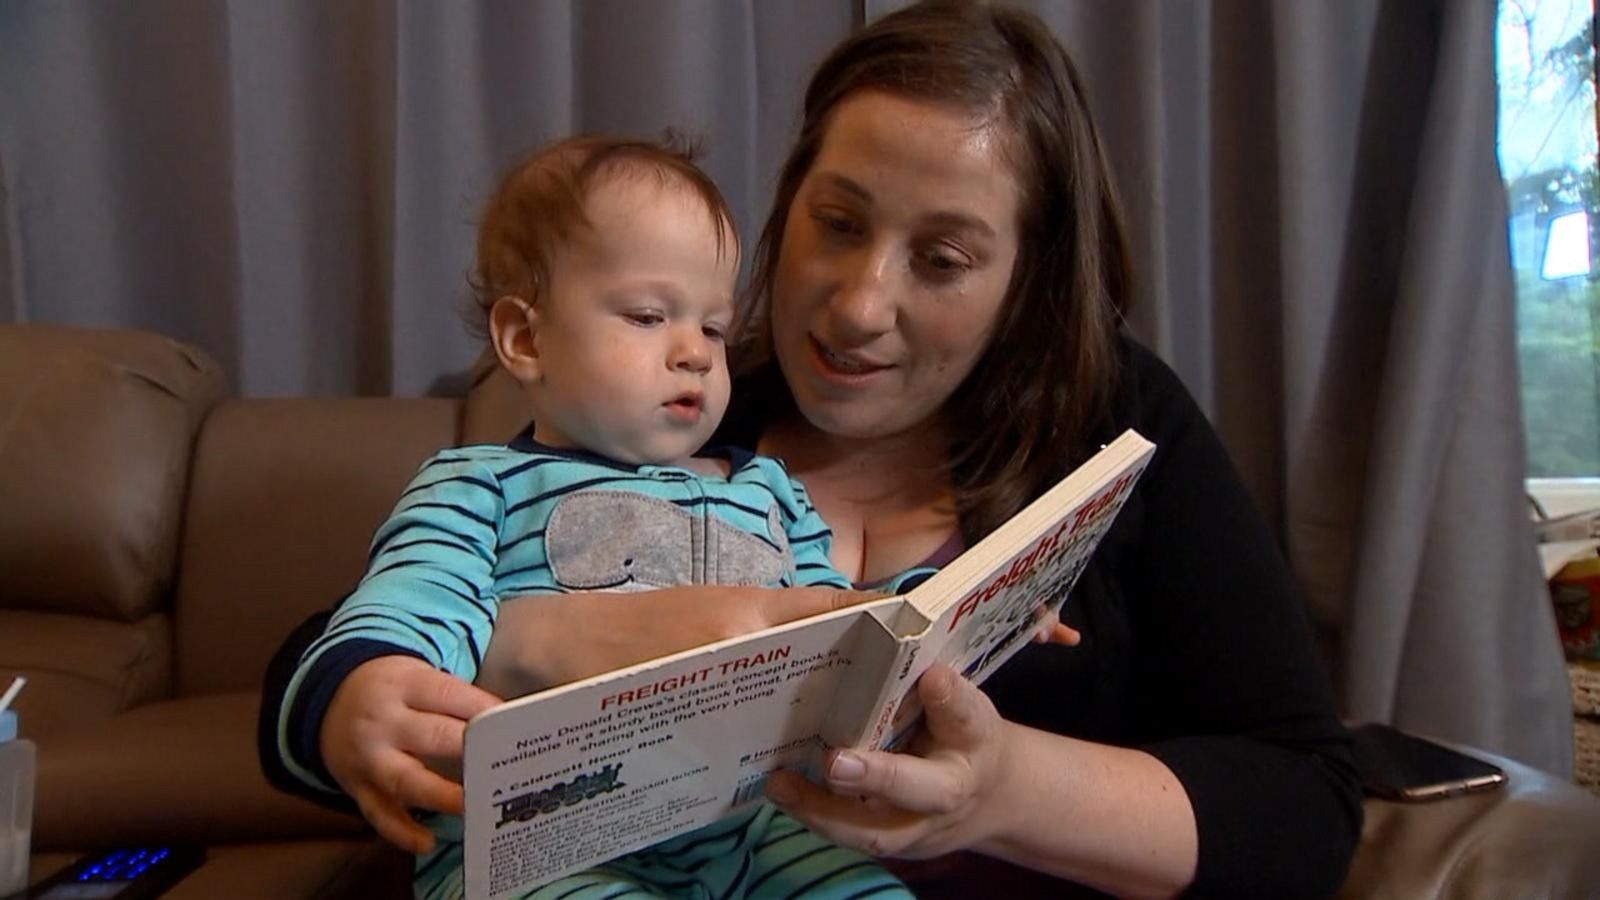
855;530;965;591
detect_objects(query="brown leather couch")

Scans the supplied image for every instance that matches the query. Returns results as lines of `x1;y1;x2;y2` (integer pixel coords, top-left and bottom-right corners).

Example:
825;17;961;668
2;323;1598;899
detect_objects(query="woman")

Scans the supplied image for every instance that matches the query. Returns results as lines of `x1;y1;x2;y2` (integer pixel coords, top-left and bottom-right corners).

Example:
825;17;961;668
261;2;1363;896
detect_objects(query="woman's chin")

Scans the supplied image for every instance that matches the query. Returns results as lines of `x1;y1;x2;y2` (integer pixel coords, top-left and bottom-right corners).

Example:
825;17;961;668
792;394;919;443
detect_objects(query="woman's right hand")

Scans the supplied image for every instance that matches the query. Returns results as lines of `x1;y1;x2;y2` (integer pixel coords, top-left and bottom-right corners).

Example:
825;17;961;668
320;655;502;853
479;585;874;698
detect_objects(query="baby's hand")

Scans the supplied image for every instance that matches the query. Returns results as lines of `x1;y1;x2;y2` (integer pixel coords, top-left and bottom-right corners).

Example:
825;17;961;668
1031;607;1081;646
321;656;501;853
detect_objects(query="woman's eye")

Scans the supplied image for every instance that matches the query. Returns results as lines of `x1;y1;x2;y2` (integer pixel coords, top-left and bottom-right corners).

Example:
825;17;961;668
917;246;972;277
812;210;862;237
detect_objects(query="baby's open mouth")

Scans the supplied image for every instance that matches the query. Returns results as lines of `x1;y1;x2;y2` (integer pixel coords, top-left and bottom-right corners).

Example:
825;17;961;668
665;393;703;419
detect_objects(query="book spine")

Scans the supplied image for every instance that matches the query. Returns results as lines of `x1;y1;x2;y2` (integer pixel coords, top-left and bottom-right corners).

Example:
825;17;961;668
838;636;922;751
813;613;914;750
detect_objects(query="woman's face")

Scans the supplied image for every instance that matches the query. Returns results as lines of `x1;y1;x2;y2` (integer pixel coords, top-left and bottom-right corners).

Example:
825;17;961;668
771;91;1022;441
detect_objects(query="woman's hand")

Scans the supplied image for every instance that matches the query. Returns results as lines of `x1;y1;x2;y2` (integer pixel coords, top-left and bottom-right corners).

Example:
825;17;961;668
764;664;1016;859
320;655;502;853
766;663;1200;898
1032;606;1081;645
478;585;875;698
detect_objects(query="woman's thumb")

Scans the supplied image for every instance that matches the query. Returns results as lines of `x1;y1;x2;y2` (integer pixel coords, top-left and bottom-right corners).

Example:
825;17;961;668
917;664;989;747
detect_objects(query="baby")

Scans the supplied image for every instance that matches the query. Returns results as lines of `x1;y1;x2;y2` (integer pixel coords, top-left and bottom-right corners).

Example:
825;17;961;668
278;136;915;900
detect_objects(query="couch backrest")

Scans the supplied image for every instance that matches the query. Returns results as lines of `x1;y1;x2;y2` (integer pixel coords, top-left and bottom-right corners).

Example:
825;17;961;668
459;348;535;446
172;396;460;696
0;324;225;621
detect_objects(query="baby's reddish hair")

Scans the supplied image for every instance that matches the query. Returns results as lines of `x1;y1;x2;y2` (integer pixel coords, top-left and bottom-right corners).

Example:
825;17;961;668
468;134;735;332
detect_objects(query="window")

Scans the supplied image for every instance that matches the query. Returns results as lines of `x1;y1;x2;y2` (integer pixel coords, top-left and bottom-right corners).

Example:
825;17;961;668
1497;0;1600;514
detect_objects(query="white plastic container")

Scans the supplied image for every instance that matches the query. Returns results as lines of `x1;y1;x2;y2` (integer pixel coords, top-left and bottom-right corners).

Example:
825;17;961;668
0;709;34;896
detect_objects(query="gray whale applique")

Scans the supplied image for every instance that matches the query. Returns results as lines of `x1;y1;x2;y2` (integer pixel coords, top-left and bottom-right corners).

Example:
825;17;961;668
545;490;793;590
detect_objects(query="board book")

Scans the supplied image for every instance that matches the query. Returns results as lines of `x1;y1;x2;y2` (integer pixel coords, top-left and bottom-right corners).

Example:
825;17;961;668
462;429;1155;899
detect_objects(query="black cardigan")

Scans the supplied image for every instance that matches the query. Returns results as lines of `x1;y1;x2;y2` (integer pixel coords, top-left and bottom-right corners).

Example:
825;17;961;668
976;338;1361;895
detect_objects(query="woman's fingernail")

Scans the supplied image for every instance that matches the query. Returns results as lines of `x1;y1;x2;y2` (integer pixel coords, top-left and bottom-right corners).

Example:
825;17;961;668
830;751;866;782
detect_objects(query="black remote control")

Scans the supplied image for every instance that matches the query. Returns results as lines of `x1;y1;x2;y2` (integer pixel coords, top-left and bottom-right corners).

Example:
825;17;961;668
13;846;204;900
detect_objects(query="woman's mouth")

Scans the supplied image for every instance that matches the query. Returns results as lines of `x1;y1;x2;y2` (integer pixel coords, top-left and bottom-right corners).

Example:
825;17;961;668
809;336;890;379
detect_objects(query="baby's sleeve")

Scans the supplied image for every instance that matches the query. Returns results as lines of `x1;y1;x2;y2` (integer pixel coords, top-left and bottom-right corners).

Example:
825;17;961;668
273;451;508;795
304;451;507;680
758;457;853;589
883;567;938;594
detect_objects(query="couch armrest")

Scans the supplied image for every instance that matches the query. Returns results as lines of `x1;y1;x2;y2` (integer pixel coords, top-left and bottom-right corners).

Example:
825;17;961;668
891;744;1600;899
34;691;369;850
1336;745;1600;898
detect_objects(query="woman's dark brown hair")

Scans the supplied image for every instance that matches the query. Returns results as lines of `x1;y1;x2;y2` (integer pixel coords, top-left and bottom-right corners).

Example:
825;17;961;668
734;0;1136;541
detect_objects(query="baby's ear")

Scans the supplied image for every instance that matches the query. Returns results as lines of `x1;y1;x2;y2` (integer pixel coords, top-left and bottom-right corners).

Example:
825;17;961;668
489;295;541;384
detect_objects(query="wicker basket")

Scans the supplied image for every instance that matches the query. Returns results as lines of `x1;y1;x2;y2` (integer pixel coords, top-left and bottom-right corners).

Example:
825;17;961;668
1569;662;1600;795
1571;661;1600;717
1576;718;1600;796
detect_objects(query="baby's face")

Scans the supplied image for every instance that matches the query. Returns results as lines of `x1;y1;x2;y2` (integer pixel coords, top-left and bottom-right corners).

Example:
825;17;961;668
528;176;737;466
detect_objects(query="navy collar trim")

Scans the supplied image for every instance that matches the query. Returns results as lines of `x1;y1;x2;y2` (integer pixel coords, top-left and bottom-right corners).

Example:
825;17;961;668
507;422;753;473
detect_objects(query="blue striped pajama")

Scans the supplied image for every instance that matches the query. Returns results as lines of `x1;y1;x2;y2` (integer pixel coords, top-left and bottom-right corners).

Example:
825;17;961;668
275;435;912;899
417;805;910;900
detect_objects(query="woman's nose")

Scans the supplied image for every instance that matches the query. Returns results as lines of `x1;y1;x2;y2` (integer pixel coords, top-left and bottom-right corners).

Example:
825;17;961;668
669;328;713;374
827;247;897;341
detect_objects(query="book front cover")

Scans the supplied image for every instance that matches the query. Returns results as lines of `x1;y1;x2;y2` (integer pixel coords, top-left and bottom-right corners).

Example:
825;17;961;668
462;602;896;899
871;431;1155;750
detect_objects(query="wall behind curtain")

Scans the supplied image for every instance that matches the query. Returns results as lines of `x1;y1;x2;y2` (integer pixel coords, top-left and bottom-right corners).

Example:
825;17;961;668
0;0;1575;775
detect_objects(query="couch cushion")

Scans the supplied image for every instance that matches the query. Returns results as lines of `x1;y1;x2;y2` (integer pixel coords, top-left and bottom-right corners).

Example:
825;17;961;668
30;838;412;900
172;398;459;695
34;691;370;850
0;610;172;738
0;324;225;621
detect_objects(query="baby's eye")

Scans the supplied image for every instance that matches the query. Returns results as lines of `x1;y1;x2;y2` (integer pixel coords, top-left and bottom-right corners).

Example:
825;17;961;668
623;310;664;327
703;323;727;342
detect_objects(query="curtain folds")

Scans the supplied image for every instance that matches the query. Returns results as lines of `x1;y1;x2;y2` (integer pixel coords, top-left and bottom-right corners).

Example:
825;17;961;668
0;0;1573;775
